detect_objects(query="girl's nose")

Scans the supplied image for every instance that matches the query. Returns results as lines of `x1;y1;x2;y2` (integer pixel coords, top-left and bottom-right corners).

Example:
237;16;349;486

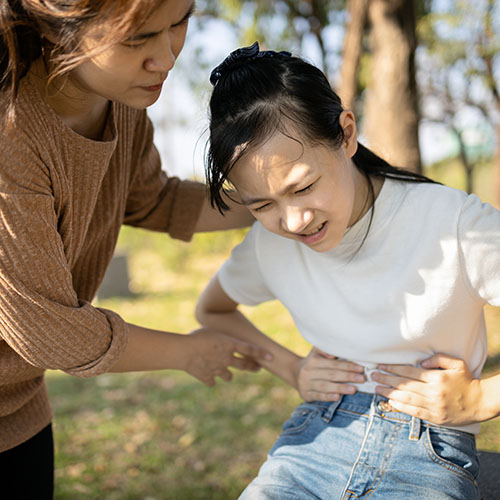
144;32;176;73
281;206;314;234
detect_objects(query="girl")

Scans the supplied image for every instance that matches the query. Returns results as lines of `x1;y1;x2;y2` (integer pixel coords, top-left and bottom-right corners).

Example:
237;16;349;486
0;3;270;498
196;42;500;499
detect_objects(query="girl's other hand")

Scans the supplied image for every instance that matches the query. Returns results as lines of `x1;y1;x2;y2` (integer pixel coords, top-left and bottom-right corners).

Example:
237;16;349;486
296;348;365;402
185;328;272;386
373;353;485;426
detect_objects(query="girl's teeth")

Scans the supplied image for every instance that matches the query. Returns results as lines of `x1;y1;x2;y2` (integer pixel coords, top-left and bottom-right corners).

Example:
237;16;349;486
303;223;324;236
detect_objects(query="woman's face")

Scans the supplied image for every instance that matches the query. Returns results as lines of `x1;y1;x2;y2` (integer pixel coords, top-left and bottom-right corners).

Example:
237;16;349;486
69;0;194;109
228;114;367;253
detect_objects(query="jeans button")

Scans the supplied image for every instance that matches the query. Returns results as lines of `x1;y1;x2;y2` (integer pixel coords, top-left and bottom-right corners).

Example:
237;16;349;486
377;401;392;413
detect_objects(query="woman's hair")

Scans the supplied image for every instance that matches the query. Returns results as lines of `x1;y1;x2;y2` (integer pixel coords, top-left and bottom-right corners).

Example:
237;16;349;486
0;0;162;121
206;43;436;214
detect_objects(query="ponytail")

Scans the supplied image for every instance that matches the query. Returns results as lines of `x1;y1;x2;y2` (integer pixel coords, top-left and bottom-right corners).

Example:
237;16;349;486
353;142;435;184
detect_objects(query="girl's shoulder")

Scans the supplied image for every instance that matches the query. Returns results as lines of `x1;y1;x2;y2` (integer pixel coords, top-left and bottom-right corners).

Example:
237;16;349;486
396;179;500;236
399;179;471;215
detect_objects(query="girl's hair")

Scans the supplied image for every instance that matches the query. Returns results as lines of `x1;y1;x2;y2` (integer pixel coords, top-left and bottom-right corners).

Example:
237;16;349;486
0;0;162;121
206;43;436;214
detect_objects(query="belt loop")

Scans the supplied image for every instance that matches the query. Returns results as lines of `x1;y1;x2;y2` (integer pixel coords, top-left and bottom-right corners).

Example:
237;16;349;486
322;397;342;424
409;416;421;441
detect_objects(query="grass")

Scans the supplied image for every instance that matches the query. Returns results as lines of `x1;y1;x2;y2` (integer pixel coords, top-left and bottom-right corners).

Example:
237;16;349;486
47;160;500;499
48;227;311;499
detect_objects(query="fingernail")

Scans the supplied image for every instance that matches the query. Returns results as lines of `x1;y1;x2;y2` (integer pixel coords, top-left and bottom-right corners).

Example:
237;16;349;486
264;354;273;361
354;375;364;383
378;364;387;370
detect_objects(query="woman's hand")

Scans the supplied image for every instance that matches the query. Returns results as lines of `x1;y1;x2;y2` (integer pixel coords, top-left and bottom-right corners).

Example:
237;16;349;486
184;328;271;386
296;348;365;402
372;353;486;426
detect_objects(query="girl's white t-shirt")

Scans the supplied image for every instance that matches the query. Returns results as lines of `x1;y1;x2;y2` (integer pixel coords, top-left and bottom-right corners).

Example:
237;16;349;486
218;179;500;434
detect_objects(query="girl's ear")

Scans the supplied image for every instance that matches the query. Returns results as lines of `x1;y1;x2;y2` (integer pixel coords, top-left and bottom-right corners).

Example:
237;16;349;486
339;110;358;159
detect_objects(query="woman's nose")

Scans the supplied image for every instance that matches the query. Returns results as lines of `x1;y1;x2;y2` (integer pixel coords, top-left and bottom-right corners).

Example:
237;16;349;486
281;206;313;233
144;33;175;73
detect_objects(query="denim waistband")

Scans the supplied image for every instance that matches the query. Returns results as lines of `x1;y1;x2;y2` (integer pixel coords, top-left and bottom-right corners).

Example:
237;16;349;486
317;392;407;422
310;393;474;440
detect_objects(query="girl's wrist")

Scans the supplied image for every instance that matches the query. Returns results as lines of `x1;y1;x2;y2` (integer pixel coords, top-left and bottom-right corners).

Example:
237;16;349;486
478;376;500;422
289;355;305;391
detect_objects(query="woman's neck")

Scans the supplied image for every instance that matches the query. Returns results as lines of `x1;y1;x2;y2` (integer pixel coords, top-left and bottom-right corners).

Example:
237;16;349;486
29;58;111;141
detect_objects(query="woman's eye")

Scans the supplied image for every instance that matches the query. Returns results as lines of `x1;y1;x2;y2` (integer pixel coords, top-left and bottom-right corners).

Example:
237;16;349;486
122;39;147;49
172;18;190;30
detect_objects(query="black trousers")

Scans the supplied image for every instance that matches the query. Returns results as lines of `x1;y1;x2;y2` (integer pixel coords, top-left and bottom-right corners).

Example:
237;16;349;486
0;424;54;500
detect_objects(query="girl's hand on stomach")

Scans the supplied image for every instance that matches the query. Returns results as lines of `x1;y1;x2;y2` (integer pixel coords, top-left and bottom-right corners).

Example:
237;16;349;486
373;353;487;426
296;347;366;402
185;328;271;387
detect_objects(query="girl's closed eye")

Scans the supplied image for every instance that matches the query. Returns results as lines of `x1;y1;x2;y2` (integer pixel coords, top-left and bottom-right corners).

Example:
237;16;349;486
253;202;272;212
295;181;316;194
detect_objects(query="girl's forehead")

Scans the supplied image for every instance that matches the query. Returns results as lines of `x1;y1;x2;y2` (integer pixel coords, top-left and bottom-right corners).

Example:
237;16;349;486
229;151;314;195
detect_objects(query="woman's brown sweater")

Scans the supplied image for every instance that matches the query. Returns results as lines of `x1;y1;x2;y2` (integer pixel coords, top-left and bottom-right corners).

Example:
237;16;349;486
0;74;205;451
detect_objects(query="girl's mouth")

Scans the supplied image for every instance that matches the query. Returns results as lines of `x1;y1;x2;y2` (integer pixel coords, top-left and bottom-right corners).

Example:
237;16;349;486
297;221;327;245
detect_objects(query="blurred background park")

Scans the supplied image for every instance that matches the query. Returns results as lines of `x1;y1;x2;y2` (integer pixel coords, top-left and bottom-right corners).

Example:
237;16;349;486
47;0;500;498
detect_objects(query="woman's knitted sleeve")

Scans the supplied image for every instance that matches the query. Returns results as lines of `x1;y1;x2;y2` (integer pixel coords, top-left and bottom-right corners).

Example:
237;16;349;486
0;137;127;379
123;110;205;242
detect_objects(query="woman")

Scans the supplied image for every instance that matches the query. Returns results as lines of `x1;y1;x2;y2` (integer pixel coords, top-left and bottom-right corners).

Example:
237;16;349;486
0;2;269;498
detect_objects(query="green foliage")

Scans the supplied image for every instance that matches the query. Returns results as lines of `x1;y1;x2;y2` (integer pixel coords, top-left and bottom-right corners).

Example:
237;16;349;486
417;0;499;102
195;0;346;76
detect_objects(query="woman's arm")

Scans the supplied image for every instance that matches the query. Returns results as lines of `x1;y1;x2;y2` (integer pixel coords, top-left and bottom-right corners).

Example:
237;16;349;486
372;353;500;426
196;275;302;388
109;322;272;386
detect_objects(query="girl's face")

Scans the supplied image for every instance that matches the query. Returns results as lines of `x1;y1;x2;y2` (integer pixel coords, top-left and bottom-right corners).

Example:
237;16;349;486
228;113;367;253
68;0;194;109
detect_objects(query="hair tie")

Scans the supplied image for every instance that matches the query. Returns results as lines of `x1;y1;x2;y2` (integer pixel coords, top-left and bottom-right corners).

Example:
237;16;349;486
210;41;292;86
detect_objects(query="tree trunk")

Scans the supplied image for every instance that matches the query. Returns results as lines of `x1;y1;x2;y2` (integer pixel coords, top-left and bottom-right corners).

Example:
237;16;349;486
455;128;474;194
363;0;422;173
338;0;369;111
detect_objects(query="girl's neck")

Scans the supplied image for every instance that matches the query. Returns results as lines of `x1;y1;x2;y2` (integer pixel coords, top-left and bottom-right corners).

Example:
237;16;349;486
30;58;111;141
349;165;384;227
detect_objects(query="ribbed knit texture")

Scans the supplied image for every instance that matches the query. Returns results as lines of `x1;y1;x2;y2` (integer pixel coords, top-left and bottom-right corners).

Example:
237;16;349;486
0;74;205;451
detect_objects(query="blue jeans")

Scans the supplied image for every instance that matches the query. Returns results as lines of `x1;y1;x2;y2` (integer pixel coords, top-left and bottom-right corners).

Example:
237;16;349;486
239;393;480;499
